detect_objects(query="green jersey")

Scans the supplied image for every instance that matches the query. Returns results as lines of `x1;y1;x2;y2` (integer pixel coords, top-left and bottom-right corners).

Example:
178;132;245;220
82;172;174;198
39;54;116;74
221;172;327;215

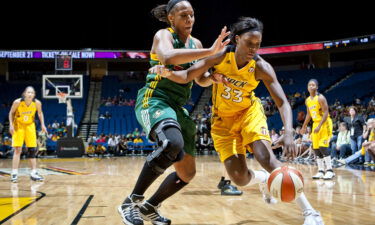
140;27;197;108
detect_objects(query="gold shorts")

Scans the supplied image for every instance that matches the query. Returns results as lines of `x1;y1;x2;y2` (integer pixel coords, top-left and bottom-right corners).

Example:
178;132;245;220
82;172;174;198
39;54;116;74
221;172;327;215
211;98;271;162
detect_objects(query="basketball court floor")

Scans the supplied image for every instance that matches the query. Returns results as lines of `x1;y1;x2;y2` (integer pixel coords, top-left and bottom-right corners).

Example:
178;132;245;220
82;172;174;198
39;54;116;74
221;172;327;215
0;156;374;225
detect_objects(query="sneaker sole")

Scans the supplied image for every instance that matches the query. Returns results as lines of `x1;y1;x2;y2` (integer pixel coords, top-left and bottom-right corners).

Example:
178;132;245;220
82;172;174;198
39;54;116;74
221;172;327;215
117;205;143;225
30;178;44;182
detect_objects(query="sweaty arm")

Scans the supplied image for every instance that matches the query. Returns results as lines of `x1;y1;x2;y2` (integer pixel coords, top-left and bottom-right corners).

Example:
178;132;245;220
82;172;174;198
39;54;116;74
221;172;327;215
256;58;293;133
256;58;296;156
161;52;226;84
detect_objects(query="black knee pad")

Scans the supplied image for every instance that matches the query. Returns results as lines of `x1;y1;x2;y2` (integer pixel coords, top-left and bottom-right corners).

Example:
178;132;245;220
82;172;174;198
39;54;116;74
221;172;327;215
27;148;37;158
147;119;184;174
319;147;330;157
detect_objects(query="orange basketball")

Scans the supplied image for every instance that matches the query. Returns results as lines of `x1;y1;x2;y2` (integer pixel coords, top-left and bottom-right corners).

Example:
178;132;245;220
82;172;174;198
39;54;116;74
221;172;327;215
267;166;304;202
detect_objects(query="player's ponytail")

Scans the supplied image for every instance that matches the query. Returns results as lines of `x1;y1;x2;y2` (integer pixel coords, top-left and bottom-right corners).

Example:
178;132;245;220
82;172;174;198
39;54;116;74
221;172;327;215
151;4;169;24
151;0;190;24
230;17;263;45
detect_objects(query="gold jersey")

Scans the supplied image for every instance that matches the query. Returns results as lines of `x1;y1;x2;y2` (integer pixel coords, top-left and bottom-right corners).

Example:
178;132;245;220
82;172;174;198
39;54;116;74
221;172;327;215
15;99;37;125
212;46;260;117
306;94;327;122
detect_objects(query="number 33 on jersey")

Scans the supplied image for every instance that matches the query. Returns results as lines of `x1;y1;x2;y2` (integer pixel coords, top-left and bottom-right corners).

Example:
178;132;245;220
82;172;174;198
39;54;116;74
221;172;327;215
212;46;260;117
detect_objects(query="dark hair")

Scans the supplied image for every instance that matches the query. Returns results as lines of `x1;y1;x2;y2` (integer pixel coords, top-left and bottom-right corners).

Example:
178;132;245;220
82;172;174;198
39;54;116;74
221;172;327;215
230;17;263;44
349;106;357;112
308;79;319;86
340;122;348;129
151;0;190;24
22;86;35;99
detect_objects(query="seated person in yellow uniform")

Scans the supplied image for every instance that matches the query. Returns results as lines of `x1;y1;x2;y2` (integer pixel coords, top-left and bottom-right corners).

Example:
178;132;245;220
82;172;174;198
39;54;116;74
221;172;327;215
86;143;96;156
301;79;334;180
95;143;106;156
9;86;48;182
151;17;324;225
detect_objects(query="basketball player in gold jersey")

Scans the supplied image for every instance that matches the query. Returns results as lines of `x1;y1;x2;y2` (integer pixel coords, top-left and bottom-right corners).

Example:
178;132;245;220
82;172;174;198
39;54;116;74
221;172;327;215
301;79;334;180
151;17;324;225
9;86;47;182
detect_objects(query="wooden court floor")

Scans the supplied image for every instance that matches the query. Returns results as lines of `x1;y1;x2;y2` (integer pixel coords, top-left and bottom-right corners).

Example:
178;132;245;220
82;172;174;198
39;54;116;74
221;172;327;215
0;156;375;225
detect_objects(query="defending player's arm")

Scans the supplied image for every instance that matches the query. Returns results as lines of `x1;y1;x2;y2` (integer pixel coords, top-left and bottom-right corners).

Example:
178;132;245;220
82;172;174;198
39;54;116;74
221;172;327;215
191;37;215;87
315;94;329;133
154;26;230;65
36;100;48;134
8;99;21;135
255;58;296;157
301;103;312;134
151;52;226;84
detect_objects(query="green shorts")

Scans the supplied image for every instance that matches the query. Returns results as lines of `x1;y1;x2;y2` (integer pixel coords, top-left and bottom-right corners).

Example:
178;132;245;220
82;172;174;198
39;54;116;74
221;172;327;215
135;89;196;156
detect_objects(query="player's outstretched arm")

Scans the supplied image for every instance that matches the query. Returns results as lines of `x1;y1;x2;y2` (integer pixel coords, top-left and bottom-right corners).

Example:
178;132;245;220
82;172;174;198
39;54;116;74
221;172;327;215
154;26;230;65
150;51;226;84
256;57;296;158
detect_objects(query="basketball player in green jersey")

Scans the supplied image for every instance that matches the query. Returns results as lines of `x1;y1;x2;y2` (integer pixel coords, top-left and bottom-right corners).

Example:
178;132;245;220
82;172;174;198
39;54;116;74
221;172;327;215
117;1;230;225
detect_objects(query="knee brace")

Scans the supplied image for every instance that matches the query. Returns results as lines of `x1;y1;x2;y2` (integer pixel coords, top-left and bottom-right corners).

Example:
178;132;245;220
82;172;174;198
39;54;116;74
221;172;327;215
27;148;37;158
146;119;184;174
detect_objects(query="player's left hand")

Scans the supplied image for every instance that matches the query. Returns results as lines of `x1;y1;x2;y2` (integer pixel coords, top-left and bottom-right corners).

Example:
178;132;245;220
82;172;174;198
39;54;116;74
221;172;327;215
314;126;321;133
149;65;171;77
275;132;297;158
210;73;229;85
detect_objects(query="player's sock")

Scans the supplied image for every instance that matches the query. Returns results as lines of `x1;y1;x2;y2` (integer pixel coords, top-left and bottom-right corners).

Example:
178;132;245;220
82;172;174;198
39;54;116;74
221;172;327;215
131;162;161;197
323;156;333;171
12;169;18;175
295;192;314;212
147;172;187;206
247;169;268;186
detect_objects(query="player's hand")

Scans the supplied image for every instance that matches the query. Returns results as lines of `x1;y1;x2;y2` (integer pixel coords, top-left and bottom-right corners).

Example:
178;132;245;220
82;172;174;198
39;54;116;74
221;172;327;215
210;73;229;85
149;65;171;78
42;125;48;135
275;132;297;158
9;125;14;136
209;26;231;55
300;127;306;135
313;126;321;134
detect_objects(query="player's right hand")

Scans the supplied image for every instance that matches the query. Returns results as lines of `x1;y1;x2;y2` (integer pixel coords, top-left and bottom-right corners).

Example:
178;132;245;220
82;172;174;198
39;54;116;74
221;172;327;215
149;65;171;77
9;125;14;136
300;127;306;135
275;132;297;159
210;26;231;55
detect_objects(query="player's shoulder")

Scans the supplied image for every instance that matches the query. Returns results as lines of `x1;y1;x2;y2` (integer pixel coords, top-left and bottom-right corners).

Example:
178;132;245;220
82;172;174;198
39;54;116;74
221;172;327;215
317;93;327;101
255;55;271;70
154;28;173;41
191;37;203;48
13;98;22;104
34;98;42;105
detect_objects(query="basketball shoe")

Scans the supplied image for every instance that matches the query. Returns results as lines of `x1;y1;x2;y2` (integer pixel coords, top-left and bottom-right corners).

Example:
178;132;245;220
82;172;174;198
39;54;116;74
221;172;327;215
10;174;18;183
139;201;171;225
303;209;324;225
30;172;44;181
118;194;144;225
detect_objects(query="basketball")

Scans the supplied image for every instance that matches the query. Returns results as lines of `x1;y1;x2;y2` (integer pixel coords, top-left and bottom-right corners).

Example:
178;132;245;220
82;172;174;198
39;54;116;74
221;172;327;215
267;166;304;203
